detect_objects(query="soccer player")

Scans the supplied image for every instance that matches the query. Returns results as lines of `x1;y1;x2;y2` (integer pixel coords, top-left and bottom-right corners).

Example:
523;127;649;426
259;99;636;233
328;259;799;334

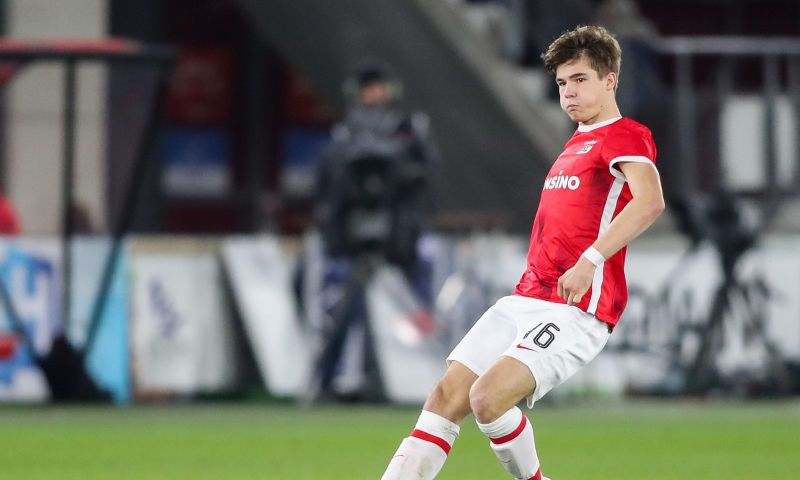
380;24;665;480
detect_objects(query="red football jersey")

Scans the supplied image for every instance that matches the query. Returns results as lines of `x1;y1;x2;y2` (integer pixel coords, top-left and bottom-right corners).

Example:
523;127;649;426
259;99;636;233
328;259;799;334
513;117;657;326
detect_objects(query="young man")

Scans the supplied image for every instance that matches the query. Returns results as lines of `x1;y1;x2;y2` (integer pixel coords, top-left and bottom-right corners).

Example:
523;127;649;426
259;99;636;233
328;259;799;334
380;25;664;480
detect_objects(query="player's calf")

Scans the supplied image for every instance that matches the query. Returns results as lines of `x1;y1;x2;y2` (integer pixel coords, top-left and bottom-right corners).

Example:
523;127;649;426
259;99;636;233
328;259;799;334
423;361;476;420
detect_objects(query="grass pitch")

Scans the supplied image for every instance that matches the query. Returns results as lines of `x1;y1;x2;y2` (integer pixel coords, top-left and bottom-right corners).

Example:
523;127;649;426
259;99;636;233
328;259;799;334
0;401;798;479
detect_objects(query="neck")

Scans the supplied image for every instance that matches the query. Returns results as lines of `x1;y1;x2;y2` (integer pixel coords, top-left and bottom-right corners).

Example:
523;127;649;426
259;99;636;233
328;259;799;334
581;101;621;126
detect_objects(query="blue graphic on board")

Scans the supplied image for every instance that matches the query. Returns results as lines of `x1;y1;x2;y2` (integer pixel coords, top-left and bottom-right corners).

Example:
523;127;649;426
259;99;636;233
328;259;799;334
71;239;131;405
281;128;330;196
149;278;182;339
0;245;60;388
163;128;231;196
0;239;131;404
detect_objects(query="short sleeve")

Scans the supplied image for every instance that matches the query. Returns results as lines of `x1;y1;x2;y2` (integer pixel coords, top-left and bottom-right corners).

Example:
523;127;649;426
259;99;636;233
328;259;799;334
601;124;657;179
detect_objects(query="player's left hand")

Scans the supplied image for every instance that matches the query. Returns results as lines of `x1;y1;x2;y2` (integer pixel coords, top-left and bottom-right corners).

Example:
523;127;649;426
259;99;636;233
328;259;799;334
557;257;596;306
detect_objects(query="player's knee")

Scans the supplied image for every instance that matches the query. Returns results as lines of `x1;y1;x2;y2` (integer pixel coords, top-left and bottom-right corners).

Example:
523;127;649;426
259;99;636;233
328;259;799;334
468;382;503;423
425;379;470;421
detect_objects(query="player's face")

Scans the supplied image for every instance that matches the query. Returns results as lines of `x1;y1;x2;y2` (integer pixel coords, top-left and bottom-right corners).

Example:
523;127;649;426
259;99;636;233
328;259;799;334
555;56;617;125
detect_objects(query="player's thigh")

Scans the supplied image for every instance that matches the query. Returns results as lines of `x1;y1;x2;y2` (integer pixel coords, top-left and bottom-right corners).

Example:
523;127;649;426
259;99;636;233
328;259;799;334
469;356;535;422
503;302;610;407
423;360;477;423
447;296;519;377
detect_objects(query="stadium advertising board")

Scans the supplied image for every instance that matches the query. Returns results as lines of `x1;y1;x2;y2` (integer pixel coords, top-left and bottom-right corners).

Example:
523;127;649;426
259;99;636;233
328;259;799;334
130;238;237;396
0;238;130;403
0;239;59;402
221;236;312;397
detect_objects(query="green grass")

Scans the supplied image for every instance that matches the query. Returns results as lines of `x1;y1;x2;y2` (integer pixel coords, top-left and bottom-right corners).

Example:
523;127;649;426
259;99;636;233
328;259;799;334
0;401;799;479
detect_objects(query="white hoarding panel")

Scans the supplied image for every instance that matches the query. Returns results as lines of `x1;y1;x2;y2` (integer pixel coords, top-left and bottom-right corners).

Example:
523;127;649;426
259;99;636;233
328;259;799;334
222;236;311;397
131;241;236;394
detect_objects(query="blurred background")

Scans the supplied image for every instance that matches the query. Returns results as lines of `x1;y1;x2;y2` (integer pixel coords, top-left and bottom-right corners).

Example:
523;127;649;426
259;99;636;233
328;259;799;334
0;1;800;477
0;0;800;480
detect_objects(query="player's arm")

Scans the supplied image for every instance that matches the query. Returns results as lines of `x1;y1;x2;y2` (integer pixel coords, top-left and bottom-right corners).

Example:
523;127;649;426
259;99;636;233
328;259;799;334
558;162;664;305
591;162;665;259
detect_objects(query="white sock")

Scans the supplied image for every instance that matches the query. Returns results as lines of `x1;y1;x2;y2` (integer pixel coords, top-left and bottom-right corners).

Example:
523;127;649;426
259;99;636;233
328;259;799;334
381;410;460;480
476;407;541;480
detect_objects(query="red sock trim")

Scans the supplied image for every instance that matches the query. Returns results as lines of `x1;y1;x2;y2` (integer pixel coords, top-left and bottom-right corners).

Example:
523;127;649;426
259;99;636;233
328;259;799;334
490;414;528;445
411;429;452;454
528;468;542;480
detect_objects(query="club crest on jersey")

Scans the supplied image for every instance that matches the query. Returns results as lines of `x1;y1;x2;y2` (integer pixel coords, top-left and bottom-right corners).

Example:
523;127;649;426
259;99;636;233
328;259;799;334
543;170;580;191
577;140;596;154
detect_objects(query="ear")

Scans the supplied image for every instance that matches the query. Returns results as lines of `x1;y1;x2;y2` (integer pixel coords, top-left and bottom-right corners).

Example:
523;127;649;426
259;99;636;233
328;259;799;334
605;72;617;91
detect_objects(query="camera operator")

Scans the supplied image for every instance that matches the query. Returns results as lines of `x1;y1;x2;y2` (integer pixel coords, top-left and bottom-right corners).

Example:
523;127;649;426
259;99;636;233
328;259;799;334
306;61;436;401
316;61;436;269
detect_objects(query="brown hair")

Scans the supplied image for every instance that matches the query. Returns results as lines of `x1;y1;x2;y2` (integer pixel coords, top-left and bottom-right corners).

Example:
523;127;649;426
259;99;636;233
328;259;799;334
541;25;621;78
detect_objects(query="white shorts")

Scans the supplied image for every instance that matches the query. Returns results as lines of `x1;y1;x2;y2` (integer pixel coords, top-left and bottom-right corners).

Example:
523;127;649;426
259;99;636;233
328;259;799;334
447;295;610;407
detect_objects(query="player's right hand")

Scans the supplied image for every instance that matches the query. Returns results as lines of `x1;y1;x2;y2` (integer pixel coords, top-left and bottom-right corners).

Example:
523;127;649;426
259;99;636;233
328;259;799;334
557;257;596;306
